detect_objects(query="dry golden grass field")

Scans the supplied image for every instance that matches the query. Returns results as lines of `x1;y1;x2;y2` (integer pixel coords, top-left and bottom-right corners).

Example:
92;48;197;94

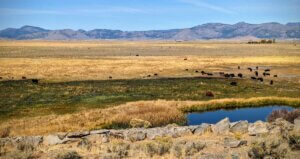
0;40;300;136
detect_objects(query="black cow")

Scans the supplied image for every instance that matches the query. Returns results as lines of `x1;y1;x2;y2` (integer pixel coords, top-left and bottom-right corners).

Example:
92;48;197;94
238;66;240;69
205;91;214;97
195;70;199;73
264;69;270;72
109;76;112;79
256;66;259;70
22;76;26;80
230;73;235;77
207;73;213;76
257;77;263;82
0;77;2;79
185;69;189;71
154;73;158;76
201;71;205;75
136;54;139;56
238;73;243;78
32;79;39;84
224;74;230;78
248;68;253;72
270;80;274;85
230;81;237;86
255;71;258;76
251;77;257;80
263;72;270;76
147;75;151;77
273;75;278;77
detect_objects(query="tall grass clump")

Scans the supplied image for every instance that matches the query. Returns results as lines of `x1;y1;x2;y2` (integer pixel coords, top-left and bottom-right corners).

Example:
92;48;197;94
267;109;300;123
179;97;300;112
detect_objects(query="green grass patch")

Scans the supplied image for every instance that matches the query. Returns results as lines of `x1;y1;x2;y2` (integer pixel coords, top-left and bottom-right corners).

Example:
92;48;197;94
0;77;299;121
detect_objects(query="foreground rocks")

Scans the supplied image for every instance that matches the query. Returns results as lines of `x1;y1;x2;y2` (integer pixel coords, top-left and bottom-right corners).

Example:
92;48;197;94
0;118;299;159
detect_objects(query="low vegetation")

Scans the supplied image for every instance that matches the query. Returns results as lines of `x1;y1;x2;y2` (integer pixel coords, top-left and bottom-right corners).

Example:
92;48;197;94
267;109;300;123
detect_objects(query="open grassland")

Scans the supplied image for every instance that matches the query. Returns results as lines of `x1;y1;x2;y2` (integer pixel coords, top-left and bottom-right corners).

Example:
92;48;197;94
0;40;300;136
1;97;300;136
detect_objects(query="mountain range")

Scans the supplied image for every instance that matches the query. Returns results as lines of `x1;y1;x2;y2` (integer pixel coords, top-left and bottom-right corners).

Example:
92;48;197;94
0;22;300;40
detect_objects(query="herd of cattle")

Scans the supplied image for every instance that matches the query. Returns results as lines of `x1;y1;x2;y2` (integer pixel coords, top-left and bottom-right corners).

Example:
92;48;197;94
191;65;276;86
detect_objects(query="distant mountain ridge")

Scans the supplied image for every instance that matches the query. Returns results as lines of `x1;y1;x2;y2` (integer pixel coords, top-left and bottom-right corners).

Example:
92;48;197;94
1;22;300;40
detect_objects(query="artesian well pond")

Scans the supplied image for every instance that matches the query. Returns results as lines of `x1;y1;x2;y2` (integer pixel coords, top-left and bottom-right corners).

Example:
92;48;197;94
187;105;294;125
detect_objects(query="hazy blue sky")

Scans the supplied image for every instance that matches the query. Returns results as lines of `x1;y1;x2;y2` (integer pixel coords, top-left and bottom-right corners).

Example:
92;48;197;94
0;0;299;30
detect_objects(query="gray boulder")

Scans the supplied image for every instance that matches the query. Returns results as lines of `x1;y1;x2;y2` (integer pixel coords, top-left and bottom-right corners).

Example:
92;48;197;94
224;137;247;148
248;121;269;136
294;117;300;132
43;135;65;145
230;121;249;134
169;126;193;138
146;128;169;140
85;134;110;143
90;129;110;135
67;131;90;138
212;118;230;134
193;123;211;135
14;136;43;146
124;130;146;142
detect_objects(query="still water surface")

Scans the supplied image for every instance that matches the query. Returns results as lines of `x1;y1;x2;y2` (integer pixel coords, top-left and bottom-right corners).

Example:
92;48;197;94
187;105;294;125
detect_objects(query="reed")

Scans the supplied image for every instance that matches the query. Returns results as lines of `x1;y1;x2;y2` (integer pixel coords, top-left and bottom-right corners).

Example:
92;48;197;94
179;97;300;112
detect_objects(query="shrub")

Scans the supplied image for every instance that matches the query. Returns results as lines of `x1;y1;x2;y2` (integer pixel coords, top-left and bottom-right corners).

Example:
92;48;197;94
130;118;152;128
54;151;82;159
267;109;300;123
0;127;10;138
288;133;300;150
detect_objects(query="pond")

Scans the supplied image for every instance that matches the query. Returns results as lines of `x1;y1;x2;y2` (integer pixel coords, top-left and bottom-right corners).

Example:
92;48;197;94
187;105;294;125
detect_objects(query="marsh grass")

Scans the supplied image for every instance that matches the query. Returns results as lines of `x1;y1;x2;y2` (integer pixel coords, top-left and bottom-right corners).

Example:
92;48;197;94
179;97;300;112
1;77;299;121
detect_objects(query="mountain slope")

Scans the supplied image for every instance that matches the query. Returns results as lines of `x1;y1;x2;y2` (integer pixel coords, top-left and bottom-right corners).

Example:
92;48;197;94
0;22;299;40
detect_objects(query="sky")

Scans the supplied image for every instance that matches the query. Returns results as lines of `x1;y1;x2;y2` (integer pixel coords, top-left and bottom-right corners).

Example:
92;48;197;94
0;0;300;31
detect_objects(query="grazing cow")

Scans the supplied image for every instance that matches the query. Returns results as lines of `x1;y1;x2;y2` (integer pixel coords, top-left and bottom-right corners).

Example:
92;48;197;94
230;73;235;77
248;68;253;72
238;73;243;78
154;73;158;76
22;76;26;80
195;70;199;73
224;74;230;78
264;69;270;72
109;76;112;79
273;75;278;77
270;80;274;85
205;91;214;97
230;81;237;86
32;79;38;84
238;66;240;69
251;77;257;80
255;71;258;76
263;72;270;76
257;77;263;82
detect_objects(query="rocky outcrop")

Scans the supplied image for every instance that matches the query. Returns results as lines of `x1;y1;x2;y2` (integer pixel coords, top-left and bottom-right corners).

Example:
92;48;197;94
248;121;269;136
0;118;299;159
